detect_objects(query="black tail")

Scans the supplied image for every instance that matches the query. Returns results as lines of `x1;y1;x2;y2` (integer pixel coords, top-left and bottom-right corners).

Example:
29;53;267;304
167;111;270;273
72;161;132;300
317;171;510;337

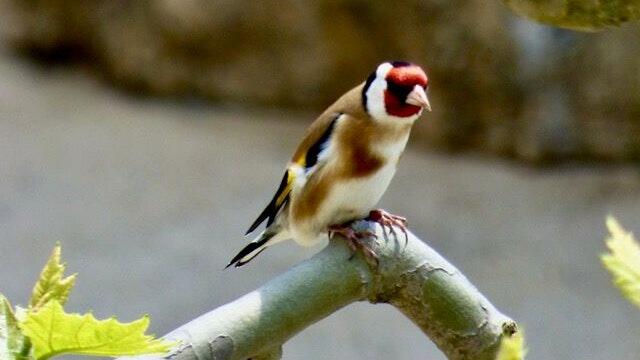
226;233;273;268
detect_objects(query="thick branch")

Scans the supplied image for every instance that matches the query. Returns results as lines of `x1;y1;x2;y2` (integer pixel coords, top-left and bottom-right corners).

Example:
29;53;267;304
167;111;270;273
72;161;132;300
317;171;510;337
122;221;516;360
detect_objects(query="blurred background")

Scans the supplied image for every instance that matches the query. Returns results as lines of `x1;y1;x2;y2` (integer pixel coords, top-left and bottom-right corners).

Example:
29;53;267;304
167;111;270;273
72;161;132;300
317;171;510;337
0;1;639;359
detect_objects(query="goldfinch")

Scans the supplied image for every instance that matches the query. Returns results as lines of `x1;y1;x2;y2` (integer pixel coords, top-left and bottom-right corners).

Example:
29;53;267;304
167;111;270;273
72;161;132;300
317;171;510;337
227;61;431;267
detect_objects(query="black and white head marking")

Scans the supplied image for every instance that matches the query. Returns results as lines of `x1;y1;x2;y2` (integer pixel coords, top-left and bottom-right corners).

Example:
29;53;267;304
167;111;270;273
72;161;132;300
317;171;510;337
362;62;424;123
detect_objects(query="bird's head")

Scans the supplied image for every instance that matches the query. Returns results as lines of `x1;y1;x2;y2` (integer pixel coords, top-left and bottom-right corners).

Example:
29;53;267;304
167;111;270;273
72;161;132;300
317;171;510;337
362;61;431;122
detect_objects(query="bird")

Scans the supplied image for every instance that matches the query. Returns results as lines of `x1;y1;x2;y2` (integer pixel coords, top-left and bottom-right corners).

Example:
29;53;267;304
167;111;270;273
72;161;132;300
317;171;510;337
227;61;431;268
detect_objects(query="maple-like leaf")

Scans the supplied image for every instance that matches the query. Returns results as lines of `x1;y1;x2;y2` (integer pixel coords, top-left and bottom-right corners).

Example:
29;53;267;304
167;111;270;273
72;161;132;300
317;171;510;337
20;300;174;360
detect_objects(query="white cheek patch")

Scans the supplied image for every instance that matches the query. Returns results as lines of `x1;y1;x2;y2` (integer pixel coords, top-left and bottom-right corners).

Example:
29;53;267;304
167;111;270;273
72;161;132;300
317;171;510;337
365;63;392;121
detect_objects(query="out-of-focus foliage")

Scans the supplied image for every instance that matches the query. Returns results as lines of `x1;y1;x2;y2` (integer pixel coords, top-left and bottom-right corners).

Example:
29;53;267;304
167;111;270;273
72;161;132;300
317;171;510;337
601;216;640;308
0;244;173;360
496;330;526;360
21;300;172;360
503;0;640;31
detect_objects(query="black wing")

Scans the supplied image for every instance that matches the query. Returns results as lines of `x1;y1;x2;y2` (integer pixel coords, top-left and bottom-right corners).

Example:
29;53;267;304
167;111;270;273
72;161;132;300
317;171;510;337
246;113;340;235
245;169;294;235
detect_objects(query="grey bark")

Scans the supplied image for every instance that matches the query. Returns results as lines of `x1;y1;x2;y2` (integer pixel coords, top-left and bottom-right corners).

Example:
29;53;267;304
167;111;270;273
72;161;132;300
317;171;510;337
121;221;516;360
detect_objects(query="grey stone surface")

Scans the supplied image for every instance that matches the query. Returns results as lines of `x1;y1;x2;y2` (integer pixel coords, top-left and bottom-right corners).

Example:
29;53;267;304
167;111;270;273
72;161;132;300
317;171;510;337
1;49;640;359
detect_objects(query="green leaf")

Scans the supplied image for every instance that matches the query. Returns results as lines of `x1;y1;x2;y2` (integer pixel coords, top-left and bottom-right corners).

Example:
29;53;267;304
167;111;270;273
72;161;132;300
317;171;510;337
601;216;640;308
29;244;76;310
502;0;640;31
0;294;34;360
20;300;174;360
496;330;526;360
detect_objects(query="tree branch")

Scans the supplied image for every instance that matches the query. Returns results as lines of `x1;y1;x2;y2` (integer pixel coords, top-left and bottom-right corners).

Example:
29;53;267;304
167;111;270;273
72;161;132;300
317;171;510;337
121;221;516;360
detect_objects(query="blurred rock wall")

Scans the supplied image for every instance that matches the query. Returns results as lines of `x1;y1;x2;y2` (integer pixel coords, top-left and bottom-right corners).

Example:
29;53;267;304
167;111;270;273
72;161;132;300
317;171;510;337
1;0;639;163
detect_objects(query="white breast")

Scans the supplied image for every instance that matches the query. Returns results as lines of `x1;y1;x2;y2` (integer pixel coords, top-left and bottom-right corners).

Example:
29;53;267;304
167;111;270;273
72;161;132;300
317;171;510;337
326;161;398;221
290;132;410;246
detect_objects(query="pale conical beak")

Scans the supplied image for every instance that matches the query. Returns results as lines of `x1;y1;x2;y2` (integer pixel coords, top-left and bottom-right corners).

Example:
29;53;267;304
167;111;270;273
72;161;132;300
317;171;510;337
406;85;431;112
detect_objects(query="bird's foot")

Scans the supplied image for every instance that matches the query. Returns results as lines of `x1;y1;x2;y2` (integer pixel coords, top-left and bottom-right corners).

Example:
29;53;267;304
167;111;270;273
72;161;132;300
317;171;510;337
328;223;378;266
367;209;408;241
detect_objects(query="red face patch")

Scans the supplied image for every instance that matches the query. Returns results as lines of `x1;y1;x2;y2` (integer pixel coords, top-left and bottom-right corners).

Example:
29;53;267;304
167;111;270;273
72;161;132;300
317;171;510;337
384;91;422;117
384;65;428;117
386;66;428;88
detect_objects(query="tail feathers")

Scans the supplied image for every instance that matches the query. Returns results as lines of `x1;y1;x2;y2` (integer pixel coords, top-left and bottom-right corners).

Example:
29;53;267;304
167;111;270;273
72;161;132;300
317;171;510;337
226;232;274;268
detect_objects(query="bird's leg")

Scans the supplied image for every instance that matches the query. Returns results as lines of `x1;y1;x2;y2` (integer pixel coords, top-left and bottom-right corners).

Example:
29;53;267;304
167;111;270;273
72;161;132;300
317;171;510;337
328;223;378;266
367;209;408;241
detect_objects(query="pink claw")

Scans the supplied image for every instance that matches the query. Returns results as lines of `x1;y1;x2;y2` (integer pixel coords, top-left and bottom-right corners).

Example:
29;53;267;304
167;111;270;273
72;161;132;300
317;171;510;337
367;209;408;242
328;223;378;266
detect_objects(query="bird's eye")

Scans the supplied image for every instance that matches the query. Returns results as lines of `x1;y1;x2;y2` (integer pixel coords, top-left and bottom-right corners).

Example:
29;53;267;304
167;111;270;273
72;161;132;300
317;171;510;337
386;81;412;99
